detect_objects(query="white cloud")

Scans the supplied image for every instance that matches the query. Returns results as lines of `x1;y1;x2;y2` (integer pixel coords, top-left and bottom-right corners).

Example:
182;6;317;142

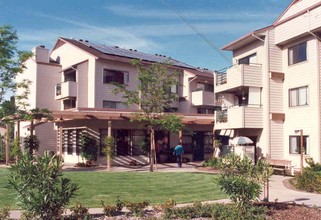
104;4;279;21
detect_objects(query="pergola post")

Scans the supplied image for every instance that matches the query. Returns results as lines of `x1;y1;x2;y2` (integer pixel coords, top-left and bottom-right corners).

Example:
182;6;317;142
179;129;182;144
107;120;112;172
15;120;20;162
59;122;63;158
5;124;10;165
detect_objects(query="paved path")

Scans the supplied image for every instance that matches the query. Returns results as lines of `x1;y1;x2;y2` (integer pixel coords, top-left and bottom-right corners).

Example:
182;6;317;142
7;163;321;219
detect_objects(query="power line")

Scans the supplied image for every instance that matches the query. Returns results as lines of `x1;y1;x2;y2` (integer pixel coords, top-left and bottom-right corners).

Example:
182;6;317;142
161;0;230;64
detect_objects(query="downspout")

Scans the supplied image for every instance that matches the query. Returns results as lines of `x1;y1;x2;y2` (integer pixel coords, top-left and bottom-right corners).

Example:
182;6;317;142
264;30;271;158
307;7;321;163
307;32;321;163
317;40;321;164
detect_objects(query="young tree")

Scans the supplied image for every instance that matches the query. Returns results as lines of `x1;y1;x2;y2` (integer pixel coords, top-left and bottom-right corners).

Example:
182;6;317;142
112;60;184;172
8;152;79;219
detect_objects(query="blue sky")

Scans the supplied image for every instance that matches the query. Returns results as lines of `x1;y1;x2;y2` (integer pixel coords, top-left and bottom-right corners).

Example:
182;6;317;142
1;0;292;70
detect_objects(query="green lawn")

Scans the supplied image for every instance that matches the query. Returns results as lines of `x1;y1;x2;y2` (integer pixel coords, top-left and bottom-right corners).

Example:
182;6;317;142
0;168;226;208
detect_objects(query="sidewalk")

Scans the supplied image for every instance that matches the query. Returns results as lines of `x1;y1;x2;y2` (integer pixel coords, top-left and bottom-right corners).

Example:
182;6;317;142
8;163;321;219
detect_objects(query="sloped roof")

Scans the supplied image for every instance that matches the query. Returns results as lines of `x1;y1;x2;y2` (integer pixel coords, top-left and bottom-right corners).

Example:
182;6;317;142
58;37;204;71
222;26;271;51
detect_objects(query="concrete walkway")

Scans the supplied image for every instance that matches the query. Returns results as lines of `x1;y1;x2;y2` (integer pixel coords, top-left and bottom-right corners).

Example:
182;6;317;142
7;163;321;219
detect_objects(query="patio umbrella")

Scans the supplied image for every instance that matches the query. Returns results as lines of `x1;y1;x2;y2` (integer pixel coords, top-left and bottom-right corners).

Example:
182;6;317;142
231;136;253;145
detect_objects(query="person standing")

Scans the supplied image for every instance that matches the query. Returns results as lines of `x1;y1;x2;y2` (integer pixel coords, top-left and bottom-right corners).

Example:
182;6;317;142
173;142;184;167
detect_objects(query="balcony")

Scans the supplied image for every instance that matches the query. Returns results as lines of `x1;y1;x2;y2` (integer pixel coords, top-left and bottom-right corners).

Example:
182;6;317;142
191;90;214;106
215;64;262;93
215;105;263;130
55;81;77;100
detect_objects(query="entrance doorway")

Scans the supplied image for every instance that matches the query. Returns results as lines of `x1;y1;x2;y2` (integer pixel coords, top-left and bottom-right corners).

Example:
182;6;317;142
116;130;130;155
192;132;204;161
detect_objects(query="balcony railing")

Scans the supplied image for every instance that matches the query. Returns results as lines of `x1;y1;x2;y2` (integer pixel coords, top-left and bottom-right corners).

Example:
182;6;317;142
215;64;262;93
55;81;77;100
191;90;214;106
215;104;263;129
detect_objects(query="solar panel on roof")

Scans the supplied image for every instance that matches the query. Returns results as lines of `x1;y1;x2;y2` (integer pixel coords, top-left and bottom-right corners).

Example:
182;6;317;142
80;40;196;69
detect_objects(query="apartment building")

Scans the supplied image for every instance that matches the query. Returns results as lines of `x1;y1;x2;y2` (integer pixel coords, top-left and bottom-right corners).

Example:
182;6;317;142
17;37;215;165
214;0;321;168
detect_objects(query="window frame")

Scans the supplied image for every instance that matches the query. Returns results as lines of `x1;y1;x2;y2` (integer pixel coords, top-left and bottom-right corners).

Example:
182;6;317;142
238;53;257;65
289;135;309;155
103;100;127;109
288;41;307;65
289;86;308;107
103;69;129;85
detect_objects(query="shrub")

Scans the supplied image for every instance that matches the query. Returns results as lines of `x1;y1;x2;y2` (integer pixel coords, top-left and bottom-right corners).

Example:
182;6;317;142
162;202;266;220
115;196;124;211
295;169;321;193
217;154;273;212
125;201;149;217
23;135;39;155
101;201;118;217
202;156;221;168
0;205;10;219
11;138;22;159
70;202;92;220
153;199;176;212
80;134;98;161
305;157;321;172
8;152;79;219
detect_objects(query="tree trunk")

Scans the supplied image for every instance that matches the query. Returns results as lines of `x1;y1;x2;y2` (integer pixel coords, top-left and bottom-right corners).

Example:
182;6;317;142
5;124;10;165
149;127;156;172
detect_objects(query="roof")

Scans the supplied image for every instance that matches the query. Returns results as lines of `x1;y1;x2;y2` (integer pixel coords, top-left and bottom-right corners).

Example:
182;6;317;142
57;37;212;72
222;26;271;51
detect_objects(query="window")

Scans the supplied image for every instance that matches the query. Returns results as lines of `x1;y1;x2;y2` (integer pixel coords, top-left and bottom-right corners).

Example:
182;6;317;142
289;136;309;154
204;132;213;153
288;42;307;65
64;69;76;82
196;83;214;92
197;108;214;114
164;107;178;112
103;100;127;109
132;130;147;155
67;130;73;155
289;86;308;107
170;84;178;94
103;69;129;85
63;99;76;109
238;53;257;65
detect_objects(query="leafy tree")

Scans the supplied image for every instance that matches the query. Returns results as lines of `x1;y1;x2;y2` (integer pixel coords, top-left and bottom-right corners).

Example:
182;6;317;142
80;133;98;162
23;135;40;155
0;25;32;163
104;136;115;172
112;60;184;171
0;25;32;108
8;152;79;219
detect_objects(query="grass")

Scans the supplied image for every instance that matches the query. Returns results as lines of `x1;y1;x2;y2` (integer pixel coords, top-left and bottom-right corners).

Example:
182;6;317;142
0;168;226;209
